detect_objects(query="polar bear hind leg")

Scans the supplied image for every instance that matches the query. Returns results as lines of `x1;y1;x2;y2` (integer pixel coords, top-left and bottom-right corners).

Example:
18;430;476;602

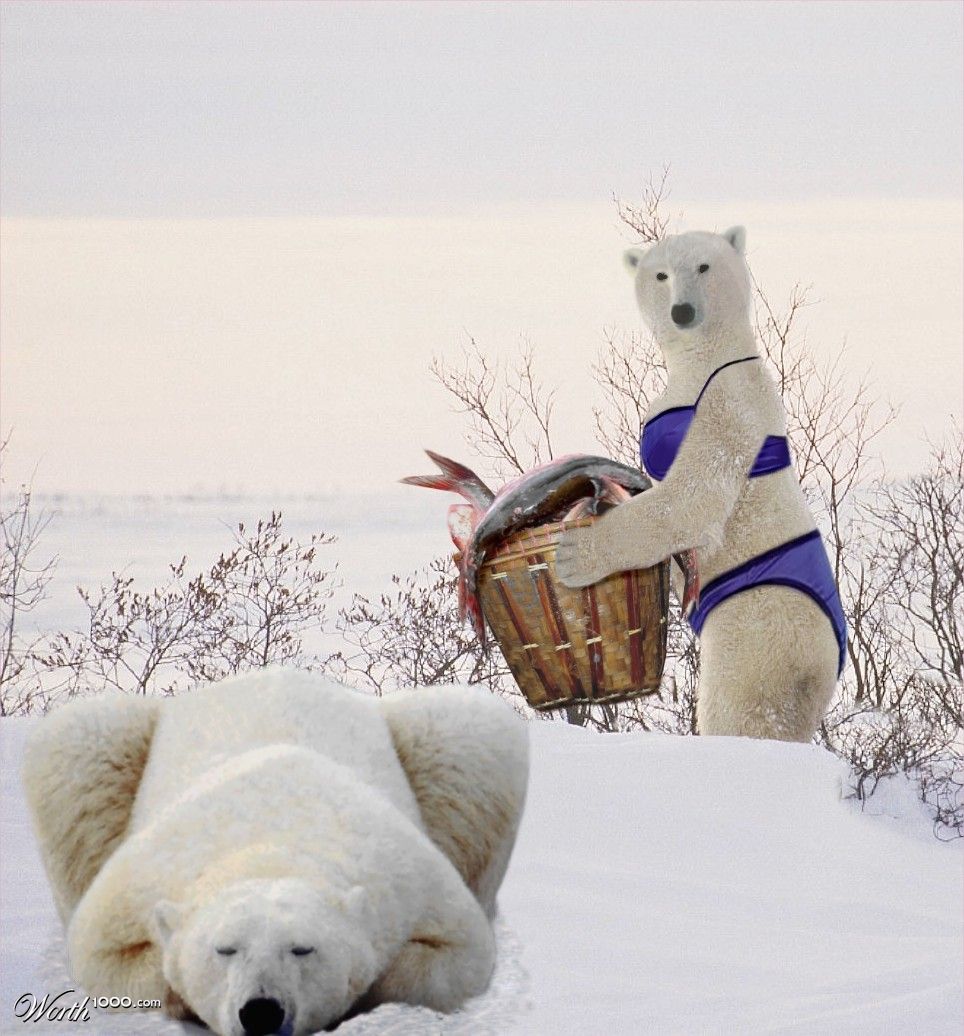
22;695;160;923
379;685;529;918
697;587;839;742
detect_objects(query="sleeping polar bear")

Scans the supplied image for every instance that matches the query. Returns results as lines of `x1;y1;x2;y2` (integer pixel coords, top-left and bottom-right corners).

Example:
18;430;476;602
22;671;529;1035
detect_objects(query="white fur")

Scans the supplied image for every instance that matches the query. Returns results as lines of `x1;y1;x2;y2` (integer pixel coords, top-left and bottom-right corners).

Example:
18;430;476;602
22;671;528;1034
556;227;839;742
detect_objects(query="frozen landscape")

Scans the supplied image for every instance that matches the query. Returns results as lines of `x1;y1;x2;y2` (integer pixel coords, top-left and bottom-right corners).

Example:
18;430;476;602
3;2;962;1032
0;495;961;1035
3;703;962;1035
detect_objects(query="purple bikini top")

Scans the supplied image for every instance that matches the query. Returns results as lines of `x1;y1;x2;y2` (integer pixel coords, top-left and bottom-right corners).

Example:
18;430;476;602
640;356;792;482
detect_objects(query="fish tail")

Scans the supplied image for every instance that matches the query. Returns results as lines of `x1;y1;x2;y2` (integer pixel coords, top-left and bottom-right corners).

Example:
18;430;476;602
399;474;463;493
402;452;495;510
426;450;496;506
425;450;481;483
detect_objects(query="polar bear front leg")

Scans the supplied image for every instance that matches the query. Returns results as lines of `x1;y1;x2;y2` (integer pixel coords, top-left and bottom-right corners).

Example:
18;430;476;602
22;695;159;923
366;870;497;1014
379;685;529;918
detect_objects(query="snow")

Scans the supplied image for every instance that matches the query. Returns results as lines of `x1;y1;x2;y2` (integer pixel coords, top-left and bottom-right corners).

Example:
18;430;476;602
1;494;961;1033
1;717;960;1035
503;726;961;1034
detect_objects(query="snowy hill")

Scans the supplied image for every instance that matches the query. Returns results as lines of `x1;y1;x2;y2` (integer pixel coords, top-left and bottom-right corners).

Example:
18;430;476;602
1;716;960;1035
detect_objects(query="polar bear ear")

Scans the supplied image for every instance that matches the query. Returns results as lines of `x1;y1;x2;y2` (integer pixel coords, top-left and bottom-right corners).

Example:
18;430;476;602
151;900;184;949
722;226;747;255
623;248;647;274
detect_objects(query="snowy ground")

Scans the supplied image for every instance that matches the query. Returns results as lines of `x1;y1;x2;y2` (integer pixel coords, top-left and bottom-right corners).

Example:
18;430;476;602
1;495;962;1034
2;717;961;1035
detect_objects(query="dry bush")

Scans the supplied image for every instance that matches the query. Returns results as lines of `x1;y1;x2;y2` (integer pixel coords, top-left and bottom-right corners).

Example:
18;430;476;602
431;338;557;482
34;513;337;702
820;431;963;835
0;439;57;715
333;557;513;698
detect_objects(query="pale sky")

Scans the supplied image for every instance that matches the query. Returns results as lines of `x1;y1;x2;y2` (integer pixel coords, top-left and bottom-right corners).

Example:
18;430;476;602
2;1;961;215
1;1;961;495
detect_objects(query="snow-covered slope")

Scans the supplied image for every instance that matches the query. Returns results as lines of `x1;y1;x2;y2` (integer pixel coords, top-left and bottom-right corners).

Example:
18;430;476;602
505;724;961;1034
1;716;960;1035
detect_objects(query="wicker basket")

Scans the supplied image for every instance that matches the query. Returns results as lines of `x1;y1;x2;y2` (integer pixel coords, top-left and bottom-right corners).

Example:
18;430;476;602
477;517;670;711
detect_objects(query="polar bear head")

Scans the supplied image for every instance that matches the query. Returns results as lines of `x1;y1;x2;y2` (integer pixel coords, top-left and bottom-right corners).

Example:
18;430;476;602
624;227;751;351
152;878;377;1036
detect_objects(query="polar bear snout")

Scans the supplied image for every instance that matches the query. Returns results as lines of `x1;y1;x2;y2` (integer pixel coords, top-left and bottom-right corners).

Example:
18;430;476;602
671;301;697;327
239;996;286;1035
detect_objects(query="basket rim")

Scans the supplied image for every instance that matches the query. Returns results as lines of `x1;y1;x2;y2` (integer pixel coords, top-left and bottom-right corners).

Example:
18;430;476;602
479;515;596;568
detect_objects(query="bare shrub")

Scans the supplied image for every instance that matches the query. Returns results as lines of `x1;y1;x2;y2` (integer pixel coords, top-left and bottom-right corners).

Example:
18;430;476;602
592;328;667;469
333;557;513;698
183;515;338;684
820;431;963;835
614;165;675;244
36;513;337;701
431;338;557;482
868;430;962;685
0;439;57;715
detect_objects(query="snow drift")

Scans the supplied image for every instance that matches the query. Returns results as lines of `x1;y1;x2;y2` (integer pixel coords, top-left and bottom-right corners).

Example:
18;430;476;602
1;714;960;1035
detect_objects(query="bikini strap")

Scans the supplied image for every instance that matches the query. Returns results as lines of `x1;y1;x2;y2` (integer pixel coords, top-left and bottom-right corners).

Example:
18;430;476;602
693;355;760;408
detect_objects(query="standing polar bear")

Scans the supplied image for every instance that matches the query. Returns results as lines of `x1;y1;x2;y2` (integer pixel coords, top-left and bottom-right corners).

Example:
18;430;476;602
22;670;528;1035
557;226;846;742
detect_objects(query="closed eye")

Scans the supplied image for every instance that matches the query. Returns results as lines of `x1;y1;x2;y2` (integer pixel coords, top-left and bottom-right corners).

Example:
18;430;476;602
291;946;315;957
698;263;710;273
656;272;668;281
215;946;237;957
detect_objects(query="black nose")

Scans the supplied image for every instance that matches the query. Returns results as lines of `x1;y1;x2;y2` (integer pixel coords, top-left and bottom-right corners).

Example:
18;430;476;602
239;997;285;1036
671;303;696;327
